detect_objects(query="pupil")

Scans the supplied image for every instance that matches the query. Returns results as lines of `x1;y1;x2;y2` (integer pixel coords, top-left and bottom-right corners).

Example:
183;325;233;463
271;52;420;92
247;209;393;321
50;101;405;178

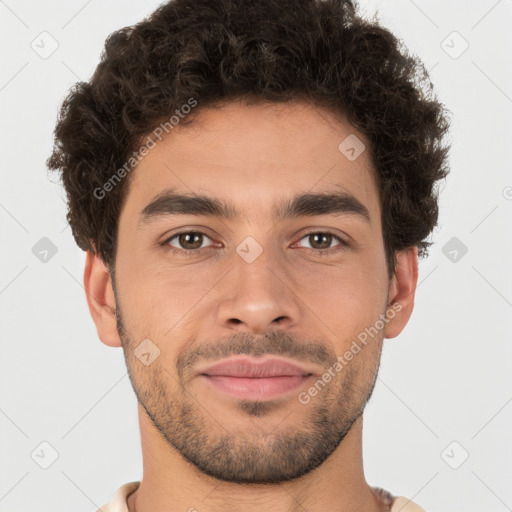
312;233;330;249
180;232;202;249
177;233;332;251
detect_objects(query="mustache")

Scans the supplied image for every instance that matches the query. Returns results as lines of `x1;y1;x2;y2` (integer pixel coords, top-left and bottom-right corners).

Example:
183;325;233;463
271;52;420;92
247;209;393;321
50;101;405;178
176;331;336;379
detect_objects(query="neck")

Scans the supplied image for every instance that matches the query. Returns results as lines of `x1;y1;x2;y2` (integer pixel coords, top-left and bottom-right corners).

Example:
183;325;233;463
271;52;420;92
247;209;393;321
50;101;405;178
127;403;386;512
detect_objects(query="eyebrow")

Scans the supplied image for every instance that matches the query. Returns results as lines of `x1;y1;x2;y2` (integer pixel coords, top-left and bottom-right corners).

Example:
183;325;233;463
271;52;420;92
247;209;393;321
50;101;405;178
138;187;371;227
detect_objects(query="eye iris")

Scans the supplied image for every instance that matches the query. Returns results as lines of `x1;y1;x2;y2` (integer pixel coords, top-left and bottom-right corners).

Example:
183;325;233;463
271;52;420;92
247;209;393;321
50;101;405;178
310;233;332;249
174;233;336;251
179;232;203;250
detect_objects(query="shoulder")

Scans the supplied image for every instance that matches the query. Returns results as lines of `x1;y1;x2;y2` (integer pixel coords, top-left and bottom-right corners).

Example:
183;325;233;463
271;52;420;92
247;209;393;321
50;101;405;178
95;481;141;512
391;496;426;512
372;486;426;512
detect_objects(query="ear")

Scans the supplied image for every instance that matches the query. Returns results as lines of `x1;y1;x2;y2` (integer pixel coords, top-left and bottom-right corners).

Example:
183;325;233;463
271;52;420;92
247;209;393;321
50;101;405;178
83;250;122;348
383;246;419;339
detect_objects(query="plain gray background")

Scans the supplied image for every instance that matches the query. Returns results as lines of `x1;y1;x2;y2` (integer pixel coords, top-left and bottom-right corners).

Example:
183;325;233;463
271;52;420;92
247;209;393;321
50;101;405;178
0;1;511;511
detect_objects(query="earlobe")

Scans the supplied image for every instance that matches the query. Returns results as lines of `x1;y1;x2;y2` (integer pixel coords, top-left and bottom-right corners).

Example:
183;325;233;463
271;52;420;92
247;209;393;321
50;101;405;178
83;250;122;348
383;246;419;339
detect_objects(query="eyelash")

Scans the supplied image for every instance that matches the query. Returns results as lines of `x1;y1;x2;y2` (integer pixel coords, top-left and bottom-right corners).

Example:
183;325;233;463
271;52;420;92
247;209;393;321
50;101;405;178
162;230;349;257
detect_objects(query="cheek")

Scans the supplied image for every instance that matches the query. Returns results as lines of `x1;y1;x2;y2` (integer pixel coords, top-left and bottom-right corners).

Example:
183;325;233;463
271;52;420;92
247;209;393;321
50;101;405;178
295;260;388;340
117;259;220;344
117;235;388;340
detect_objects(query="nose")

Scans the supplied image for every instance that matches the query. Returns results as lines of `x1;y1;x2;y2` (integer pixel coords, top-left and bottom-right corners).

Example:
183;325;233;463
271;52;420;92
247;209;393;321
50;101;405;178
215;246;301;335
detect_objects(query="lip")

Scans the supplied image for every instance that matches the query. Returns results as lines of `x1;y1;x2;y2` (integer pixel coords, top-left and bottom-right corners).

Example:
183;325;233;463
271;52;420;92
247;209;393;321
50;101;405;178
196;355;317;401
197;355;317;378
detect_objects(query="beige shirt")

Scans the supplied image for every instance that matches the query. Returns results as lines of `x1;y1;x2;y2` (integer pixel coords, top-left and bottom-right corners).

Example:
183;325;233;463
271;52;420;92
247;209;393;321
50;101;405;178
96;482;426;511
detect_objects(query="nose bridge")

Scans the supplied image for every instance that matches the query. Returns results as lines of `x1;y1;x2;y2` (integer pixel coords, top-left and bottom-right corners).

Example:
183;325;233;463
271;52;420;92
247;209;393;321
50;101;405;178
215;235;300;333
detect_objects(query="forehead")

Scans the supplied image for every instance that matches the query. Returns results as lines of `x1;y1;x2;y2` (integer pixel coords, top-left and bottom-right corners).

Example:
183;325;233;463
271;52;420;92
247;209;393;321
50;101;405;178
123;100;380;223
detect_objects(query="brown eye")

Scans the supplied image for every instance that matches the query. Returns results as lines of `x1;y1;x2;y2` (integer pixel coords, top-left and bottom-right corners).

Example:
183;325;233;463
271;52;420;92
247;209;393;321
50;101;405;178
310;233;333;249
166;231;212;251
299;231;349;254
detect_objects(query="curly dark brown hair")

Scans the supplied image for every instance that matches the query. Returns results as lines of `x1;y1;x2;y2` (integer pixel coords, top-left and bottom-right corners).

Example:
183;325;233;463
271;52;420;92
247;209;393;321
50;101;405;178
47;0;451;278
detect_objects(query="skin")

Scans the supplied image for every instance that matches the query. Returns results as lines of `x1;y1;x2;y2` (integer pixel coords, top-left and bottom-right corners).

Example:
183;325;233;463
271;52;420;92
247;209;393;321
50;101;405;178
84;99;418;512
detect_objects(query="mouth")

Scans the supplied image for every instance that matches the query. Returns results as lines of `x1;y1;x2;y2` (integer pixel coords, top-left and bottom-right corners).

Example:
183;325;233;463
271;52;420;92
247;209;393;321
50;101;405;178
196;356;317;401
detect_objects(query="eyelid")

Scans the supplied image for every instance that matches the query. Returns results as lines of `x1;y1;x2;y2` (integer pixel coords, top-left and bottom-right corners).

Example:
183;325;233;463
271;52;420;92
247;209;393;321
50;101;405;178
162;228;350;256
293;231;348;250
162;229;217;250
160;225;216;244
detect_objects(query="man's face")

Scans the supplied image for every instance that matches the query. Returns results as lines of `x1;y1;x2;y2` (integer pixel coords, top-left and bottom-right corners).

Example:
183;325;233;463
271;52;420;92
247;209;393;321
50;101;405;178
112;100;394;483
